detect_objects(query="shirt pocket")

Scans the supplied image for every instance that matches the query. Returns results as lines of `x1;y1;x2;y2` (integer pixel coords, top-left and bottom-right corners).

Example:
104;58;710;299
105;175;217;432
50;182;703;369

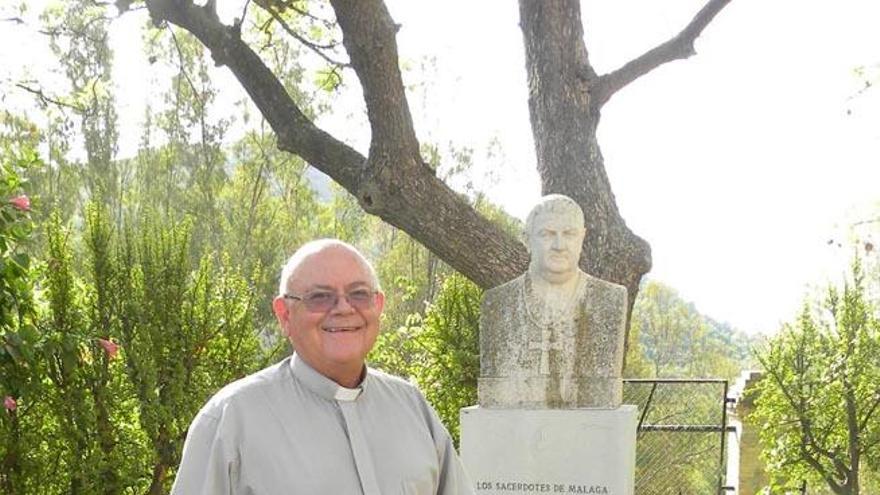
401;476;435;495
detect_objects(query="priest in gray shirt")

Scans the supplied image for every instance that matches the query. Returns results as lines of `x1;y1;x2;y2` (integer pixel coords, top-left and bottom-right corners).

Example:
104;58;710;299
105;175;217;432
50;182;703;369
172;239;474;494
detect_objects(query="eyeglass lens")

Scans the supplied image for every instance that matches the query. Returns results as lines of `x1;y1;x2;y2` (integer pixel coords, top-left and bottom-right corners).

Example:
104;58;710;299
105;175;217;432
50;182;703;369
302;289;375;312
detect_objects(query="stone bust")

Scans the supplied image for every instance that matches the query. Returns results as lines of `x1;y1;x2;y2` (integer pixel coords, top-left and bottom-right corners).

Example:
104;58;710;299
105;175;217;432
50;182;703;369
478;194;628;409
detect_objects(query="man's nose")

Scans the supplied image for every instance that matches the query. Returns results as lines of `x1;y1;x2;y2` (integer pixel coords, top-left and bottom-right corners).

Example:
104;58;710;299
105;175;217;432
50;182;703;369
551;233;564;249
329;293;356;313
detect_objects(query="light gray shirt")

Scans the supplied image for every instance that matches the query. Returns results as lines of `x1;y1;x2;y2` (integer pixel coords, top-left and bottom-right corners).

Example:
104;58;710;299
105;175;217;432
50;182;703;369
171;353;474;494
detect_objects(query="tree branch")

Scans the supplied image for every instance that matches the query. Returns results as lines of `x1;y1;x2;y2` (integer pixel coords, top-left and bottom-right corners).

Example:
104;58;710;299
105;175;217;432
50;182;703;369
15;83;89;114
328;0;527;286
145;0;363;188
592;0;732;108
755;347;847;485
145;0;528;288
167;27;206;114
858;389;880;432
800;441;846;495
851;216;880;227
329;0;419;160
255;3;349;67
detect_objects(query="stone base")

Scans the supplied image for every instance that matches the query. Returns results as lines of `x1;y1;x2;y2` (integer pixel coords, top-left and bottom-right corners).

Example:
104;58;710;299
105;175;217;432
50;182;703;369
460;405;637;495
478;376;622;409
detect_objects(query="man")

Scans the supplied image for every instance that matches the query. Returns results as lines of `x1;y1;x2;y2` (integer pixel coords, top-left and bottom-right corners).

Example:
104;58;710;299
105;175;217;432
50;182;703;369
172;239;473;494
478;194;628;409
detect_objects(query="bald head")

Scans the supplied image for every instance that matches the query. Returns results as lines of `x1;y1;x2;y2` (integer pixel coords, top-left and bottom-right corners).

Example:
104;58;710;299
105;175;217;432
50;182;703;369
278;239;380;296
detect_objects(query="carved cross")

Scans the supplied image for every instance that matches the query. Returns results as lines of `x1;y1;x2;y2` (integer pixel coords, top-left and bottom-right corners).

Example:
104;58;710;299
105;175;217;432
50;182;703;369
528;327;564;375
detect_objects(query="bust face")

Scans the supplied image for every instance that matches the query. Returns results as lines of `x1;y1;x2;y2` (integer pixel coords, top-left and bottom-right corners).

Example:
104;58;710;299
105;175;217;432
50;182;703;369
527;210;586;284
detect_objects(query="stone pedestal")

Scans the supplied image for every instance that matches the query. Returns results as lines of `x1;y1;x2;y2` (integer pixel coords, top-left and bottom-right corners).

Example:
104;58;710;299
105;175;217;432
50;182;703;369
460;406;637;495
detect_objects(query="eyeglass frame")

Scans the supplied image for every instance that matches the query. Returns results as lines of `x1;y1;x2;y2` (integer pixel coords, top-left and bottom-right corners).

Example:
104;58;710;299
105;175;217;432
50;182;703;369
282;287;379;313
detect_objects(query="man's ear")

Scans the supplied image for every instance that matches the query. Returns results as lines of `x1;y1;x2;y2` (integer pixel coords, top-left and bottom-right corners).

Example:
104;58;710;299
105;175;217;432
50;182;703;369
374;291;386;314
272;296;290;335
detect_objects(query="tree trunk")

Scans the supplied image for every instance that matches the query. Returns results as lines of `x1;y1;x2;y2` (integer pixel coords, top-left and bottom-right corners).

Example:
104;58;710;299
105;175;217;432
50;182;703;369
146;462;166;495
94;358;120;495
519;0;651;352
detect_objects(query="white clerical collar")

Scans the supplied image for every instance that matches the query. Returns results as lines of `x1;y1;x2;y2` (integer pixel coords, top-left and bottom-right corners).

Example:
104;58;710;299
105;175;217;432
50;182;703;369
289;353;365;402
334;386;362;401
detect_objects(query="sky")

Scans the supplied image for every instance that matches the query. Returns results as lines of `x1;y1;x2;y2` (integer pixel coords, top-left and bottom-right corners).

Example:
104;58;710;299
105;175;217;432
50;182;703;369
2;1;879;335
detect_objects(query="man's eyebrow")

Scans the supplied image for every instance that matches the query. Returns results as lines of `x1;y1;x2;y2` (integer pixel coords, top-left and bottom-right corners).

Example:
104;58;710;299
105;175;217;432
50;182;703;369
306;285;334;292
345;281;372;290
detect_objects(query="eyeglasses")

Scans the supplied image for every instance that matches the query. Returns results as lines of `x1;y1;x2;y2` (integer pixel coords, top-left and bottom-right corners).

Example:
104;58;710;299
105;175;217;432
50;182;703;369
283;288;378;313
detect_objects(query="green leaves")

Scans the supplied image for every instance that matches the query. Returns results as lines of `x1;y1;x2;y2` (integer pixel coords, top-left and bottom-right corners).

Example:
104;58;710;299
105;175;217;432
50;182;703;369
315;66;342;92
0;196;271;493
753;258;880;494
627;279;748;380
369;273;481;446
0;113;42;494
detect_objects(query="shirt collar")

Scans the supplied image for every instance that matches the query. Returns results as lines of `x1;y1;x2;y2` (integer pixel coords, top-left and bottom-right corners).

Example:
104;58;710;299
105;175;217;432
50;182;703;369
289;353;365;402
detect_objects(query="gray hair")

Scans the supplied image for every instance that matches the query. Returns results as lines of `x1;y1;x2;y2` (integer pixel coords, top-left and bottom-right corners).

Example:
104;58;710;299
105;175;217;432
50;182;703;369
524;194;585;236
277;239;380;296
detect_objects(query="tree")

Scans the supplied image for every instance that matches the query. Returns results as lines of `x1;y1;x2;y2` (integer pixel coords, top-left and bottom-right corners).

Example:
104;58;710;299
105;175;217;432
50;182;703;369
43;0;121;213
627;279;743;379
136;0;733;352
753;259;880;495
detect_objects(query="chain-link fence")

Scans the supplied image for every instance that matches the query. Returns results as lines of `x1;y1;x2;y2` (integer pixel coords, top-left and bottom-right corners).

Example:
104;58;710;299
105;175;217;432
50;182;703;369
623;379;730;495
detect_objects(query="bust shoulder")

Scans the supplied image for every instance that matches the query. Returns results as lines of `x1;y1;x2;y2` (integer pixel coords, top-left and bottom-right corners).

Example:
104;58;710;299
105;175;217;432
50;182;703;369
482;274;526;304
581;272;627;299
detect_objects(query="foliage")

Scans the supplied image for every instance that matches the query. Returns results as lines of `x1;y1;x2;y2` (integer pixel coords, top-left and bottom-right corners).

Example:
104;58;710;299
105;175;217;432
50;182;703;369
753;258;880;495
370;273;481;446
39;211;144;494
215;127;324;328
1;203;266;494
370;227;445;332
0;113;40;494
42;0;120;211
626;279;747;380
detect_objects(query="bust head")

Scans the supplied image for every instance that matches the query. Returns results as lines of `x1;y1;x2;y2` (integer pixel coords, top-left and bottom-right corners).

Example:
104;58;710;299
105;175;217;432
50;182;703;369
525;195;586;285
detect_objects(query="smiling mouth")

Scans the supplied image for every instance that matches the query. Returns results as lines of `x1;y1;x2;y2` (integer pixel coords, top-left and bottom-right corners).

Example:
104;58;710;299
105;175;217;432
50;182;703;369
323;326;360;333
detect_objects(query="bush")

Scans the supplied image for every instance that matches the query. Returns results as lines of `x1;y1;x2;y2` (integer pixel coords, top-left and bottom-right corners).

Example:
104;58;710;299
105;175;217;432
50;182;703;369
370;273;481;445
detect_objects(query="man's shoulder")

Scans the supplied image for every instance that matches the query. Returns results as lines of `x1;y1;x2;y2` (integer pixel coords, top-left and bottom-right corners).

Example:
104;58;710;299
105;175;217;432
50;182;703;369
198;359;289;419
366;366;419;394
365;367;440;427
365;367;432;408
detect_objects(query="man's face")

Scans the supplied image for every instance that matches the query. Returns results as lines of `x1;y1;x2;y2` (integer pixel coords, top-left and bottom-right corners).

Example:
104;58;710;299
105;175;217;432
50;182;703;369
528;211;586;282
272;246;385;385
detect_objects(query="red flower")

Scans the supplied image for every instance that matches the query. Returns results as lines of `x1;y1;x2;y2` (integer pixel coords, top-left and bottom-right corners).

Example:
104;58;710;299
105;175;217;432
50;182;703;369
3;396;16;411
98;338;120;359
8;195;30;212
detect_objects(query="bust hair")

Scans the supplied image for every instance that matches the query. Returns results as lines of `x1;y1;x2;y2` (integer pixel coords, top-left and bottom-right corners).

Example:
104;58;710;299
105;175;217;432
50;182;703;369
524;194;586;238
278;239;380;296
